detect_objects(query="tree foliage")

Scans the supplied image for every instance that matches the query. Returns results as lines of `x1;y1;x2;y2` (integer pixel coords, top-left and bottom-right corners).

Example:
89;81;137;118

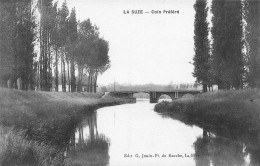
193;0;210;92
211;0;244;90
0;0;36;90
245;0;260;88
73;19;110;92
0;1;111;92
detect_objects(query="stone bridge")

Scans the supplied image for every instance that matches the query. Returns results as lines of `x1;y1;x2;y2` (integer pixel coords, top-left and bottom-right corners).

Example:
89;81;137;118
108;90;202;103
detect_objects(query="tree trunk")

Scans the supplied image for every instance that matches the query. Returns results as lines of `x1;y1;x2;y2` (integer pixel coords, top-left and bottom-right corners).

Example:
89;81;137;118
67;60;70;92
93;69;98;93
55;49;58;92
77;64;83;92
61;54;63;92
87;72;90;92
90;73;93;93
61;49;66;92
202;83;207;92
70;58;76;92
203;129;208;137
63;58;66;92
47;31;52;91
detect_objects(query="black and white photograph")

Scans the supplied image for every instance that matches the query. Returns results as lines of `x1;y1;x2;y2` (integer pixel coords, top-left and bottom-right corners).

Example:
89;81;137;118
0;0;260;165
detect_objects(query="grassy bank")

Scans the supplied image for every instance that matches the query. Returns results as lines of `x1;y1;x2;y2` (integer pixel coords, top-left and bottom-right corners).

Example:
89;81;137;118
155;89;260;137
0;88;133;166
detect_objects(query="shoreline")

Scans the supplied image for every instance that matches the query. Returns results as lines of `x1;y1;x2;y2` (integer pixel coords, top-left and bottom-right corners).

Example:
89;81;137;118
0;88;134;165
154;88;260;140
154;89;260;166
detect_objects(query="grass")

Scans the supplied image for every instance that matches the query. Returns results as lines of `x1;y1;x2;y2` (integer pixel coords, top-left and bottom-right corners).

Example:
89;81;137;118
155;88;260;137
0;88;133;166
155;89;260;165
0;126;58;166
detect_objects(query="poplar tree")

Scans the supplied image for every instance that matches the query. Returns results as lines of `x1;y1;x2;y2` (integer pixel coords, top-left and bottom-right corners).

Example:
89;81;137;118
67;8;77;92
0;2;15;87
15;0;36;90
38;0;54;91
0;0;36;90
58;1;69;92
245;0;260;88
49;2;59;91
211;0;244;89
193;0;210;92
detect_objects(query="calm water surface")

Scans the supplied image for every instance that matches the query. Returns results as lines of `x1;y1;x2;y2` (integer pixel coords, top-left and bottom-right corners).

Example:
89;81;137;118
74;99;254;166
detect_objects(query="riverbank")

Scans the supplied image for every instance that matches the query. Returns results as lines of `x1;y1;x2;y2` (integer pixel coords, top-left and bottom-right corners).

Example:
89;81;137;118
155;89;260;137
0;88;134;166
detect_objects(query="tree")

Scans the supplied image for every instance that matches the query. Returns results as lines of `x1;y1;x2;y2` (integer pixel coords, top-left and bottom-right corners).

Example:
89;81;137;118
58;1;69;92
49;2;59;91
193;0;210;92
75;19;99;92
67;7;77;92
14;1;36;90
38;0;54;91
245;0;260;88
0;0;36;90
91;38;110;93
0;2;15;87
211;0;244;90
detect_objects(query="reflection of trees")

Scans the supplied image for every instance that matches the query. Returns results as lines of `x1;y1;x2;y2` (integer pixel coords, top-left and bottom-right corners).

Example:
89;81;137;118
194;130;210;166
69;111;110;166
87;111;98;142
76;112;99;145
247;148;260;166
162;112;260;166
244;134;260;166
194;130;246;166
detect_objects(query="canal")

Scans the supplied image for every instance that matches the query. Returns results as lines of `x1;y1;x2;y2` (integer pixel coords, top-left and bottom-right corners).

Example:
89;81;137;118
72;99;255;166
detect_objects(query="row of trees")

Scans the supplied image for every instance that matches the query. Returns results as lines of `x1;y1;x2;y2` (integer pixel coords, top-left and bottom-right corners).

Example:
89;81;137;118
193;0;260;91
0;0;110;92
103;83;200;92
0;0;35;90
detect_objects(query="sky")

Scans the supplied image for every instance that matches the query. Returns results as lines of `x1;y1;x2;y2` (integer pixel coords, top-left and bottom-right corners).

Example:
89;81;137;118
63;0;197;85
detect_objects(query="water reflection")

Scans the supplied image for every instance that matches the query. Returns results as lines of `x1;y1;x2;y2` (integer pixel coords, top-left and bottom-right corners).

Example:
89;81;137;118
69;111;110;166
161;113;260;166
194;129;247;166
67;100;260;166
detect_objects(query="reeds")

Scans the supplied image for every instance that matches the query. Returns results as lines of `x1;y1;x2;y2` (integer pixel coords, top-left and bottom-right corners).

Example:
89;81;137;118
0;126;59;166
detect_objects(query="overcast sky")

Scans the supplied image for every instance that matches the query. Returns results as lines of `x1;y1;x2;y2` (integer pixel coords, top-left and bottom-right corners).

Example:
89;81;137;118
63;0;197;85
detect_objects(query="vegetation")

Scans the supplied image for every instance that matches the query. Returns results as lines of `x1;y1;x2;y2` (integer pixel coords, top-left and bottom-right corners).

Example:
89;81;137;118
156;88;260;166
0;127;59;166
155;89;260;137
0;88;132;165
193;0;210;92
0;0;36;90
211;0;244;90
0;0;110;93
193;0;260;90
245;0;260;88
66;134;110;166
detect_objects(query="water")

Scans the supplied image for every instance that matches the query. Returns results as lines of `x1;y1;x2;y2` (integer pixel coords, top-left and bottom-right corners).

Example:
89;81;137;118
73;99;257;166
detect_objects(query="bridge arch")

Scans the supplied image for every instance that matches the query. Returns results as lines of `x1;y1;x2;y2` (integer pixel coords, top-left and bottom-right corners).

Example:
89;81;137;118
149;92;177;103
158;94;173;102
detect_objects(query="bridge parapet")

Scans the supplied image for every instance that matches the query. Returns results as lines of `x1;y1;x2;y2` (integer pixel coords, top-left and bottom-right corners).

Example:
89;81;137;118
107;90;202;103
